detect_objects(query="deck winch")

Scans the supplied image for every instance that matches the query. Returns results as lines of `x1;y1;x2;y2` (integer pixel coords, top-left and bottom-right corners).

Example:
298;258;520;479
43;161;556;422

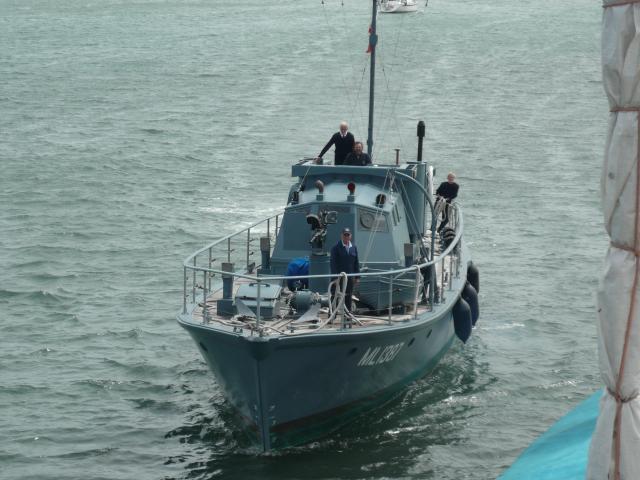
289;290;330;317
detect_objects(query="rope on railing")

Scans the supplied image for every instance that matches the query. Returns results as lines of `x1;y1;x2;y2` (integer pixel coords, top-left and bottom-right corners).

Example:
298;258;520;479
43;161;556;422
328;273;349;321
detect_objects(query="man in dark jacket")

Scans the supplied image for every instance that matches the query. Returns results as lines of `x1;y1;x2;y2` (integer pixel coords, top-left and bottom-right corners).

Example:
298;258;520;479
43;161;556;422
344;141;372;166
435;172;459;232
330;227;360;311
318;121;355;165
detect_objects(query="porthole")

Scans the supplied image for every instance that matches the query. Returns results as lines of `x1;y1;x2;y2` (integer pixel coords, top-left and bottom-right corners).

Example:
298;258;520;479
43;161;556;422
358;209;388;232
360;211;375;229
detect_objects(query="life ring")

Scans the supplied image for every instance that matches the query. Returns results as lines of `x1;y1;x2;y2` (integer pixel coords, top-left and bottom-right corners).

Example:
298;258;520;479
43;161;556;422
452;297;472;343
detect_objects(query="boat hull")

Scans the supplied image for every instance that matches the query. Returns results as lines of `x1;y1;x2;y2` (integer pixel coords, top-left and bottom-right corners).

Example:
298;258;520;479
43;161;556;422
179;309;455;450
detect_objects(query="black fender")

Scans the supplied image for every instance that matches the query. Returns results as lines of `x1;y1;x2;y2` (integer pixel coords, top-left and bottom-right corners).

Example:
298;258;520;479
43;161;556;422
462;282;479;326
452;297;472;343
467;261;480;293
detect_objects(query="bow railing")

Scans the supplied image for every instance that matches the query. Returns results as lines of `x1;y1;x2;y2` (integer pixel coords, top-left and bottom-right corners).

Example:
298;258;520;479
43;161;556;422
181;203;463;334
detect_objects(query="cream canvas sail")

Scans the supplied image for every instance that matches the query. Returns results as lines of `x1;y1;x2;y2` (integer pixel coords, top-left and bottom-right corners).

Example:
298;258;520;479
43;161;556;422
587;2;640;479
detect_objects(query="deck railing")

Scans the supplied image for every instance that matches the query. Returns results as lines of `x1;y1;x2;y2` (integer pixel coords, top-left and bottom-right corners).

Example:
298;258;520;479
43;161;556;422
181;203;464;332
182;212;283;314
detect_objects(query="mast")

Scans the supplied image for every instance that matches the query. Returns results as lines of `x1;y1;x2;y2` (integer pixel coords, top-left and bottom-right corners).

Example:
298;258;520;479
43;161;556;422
366;0;377;157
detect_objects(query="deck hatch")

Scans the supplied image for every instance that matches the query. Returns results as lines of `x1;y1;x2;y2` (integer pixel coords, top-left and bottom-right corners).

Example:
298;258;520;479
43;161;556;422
236;283;283;319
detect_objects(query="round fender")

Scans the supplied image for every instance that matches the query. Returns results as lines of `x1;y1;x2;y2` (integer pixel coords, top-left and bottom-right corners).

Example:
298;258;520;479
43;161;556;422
452;297;472;343
462;282;479;326
467;262;480;293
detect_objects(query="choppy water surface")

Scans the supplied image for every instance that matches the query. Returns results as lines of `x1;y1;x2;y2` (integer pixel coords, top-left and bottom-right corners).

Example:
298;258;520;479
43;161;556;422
1;0;607;478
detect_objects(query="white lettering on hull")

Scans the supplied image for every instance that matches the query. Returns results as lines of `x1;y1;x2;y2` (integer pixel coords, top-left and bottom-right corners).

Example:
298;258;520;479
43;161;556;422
357;342;404;367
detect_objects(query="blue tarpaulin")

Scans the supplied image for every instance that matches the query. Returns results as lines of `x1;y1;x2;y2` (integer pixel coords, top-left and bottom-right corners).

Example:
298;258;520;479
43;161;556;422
497;390;601;480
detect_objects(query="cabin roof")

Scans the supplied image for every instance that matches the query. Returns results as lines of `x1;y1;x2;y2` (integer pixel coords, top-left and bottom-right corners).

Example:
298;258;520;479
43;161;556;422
290;162;426;212
291;162;420;179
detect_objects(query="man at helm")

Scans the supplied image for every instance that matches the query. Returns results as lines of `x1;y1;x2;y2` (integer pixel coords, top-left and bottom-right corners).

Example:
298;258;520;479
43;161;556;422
317;121;355;166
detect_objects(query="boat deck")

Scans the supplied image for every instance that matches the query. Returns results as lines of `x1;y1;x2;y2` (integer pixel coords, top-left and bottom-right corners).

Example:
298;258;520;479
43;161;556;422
194;292;431;334
189;256;454;336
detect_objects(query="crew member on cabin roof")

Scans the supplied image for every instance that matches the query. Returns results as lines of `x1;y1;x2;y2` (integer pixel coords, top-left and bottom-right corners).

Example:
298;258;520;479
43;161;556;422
330;227;360;312
344;141;372;166
435;172;459;232
317;121;355;166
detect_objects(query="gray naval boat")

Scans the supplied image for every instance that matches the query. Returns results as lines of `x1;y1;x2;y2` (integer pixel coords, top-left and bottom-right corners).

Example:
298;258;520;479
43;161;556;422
177;1;480;452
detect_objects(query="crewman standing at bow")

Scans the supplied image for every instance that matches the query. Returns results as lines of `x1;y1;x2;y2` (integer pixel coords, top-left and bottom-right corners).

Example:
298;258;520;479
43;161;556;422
330;227;360;312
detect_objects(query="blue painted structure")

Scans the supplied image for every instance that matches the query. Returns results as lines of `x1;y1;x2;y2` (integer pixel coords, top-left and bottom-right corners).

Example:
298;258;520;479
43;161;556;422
497;390;601;479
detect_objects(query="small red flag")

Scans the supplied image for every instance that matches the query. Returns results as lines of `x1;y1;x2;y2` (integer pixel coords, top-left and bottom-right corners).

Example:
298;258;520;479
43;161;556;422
366;25;376;53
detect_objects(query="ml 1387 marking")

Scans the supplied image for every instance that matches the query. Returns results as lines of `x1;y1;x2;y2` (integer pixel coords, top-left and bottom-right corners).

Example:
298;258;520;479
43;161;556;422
357;342;404;367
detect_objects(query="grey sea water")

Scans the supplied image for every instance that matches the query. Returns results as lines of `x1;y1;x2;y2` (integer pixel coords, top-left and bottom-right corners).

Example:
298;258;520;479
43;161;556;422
1;0;607;478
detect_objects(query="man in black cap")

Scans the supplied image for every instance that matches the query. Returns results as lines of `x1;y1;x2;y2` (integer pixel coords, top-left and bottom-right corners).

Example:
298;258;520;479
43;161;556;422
344;141;372;166
330;227;360;312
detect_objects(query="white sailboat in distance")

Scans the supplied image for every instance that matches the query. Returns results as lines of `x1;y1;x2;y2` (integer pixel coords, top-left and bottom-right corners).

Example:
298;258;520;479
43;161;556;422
379;0;418;14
